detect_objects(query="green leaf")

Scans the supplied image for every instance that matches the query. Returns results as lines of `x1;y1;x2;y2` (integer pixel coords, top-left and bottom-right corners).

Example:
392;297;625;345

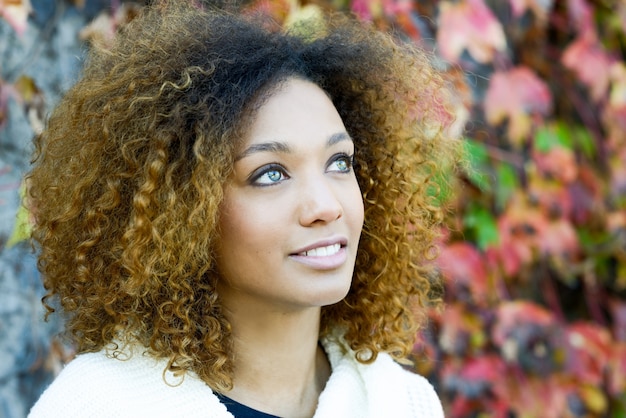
571;125;596;158
463;204;499;249
535;122;596;157
535;124;569;152
463;138;492;192
495;162;518;211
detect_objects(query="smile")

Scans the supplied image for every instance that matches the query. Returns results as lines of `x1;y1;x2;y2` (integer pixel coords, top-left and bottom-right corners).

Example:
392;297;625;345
298;243;341;257
289;239;348;270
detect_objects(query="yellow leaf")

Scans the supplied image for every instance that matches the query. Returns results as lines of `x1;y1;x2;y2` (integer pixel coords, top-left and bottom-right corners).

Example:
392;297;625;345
284;4;325;39
6;183;31;247
13;74;39;103
579;384;608;414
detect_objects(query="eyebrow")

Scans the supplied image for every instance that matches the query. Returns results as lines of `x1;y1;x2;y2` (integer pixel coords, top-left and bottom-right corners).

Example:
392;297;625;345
235;132;352;161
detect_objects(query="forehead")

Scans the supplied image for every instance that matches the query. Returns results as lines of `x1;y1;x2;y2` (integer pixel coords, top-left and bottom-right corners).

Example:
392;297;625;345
240;78;347;148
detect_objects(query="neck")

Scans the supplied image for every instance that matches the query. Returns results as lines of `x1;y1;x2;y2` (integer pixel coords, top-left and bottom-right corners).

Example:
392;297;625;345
221;301;331;418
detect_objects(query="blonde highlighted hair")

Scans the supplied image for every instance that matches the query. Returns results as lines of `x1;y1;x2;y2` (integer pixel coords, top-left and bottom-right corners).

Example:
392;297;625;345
28;0;459;391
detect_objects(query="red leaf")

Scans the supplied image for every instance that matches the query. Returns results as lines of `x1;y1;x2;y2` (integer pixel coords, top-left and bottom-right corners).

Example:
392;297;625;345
438;304;486;356
350;0;376;21
437;242;490;304
609;298;626;342
484;67;552;144
566;0;594;35
492;193;550;276
441;355;507;403
0;0;31;36
436;0;506;64
562;35;616;101
494;374;570;418
457;355;507;384
608;343;626;395
568;165;603;225
528;176;573;220
492;301;557;347
538;218;580;260
564;322;612;385
533;146;578;184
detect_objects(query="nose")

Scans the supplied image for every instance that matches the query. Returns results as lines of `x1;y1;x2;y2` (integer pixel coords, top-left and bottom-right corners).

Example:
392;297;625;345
298;176;343;226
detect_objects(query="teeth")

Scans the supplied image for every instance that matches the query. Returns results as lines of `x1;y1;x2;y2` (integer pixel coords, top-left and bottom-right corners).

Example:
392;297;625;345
302;243;341;257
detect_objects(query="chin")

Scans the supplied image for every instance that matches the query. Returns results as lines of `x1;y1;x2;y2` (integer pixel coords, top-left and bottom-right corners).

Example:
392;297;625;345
313;282;352;307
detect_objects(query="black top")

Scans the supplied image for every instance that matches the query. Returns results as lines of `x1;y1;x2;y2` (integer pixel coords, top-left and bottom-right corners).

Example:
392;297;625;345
215;392;282;418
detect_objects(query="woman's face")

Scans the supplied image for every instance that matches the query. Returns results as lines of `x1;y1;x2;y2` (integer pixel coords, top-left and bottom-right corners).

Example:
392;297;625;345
215;78;364;313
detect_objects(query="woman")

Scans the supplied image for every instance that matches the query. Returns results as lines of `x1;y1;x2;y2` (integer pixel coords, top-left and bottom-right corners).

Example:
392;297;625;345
27;1;459;416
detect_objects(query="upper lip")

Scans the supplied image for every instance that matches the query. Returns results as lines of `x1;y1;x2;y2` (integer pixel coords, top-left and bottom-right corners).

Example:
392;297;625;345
290;236;348;255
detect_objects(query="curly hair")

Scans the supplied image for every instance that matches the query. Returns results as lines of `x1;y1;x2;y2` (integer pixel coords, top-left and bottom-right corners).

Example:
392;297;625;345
28;0;459;391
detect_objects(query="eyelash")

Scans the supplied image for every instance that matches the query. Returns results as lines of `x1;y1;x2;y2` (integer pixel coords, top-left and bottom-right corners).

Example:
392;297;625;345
328;153;355;173
248;153;356;187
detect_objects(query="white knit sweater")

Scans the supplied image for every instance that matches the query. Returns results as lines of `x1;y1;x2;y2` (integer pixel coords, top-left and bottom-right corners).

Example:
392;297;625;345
29;337;444;417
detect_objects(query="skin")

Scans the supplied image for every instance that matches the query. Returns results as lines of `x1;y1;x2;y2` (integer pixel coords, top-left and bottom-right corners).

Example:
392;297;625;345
215;78;364;417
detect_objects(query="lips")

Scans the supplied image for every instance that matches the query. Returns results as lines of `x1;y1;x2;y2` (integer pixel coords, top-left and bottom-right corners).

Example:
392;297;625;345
290;238;349;270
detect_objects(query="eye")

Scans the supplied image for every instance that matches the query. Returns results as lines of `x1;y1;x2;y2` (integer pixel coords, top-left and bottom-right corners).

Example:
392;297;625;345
327;153;354;173
250;164;289;186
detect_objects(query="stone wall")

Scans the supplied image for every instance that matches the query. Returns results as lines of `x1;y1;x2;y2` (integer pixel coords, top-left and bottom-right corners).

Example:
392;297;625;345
0;1;109;416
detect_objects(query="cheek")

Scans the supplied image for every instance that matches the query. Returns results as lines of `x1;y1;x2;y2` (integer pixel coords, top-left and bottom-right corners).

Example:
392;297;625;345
348;185;365;232
217;197;280;258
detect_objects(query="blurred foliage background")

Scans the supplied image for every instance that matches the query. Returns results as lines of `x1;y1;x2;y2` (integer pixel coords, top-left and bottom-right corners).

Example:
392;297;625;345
1;0;625;417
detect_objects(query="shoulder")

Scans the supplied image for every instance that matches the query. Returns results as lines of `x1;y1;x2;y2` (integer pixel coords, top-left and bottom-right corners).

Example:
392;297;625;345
28;348;231;418
362;353;444;418
318;336;444;418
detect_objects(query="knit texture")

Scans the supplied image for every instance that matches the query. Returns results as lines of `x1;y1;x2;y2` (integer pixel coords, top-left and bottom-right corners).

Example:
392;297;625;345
29;337;443;417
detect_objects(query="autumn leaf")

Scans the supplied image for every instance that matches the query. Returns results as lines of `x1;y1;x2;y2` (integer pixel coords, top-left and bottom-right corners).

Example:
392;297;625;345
494;373;570;418
492;301;563;375
13;74;45;134
284;4;325;37
441;355;507;399
576;384;608;415
242;0;291;24
438;303;487;356
607;343;626;395
491;192;549;276
567;165;603;225
0;0;31;36
437;0;506;64
437;242;490;304
562;35;615;101
564;322;612;386
6;182;31;247
527;174;573;219
609;62;626;108
566;0;595;36
538;218;580;265
492;301;557;344
532;146;578;184
351;0;412;22
484;66;552;145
